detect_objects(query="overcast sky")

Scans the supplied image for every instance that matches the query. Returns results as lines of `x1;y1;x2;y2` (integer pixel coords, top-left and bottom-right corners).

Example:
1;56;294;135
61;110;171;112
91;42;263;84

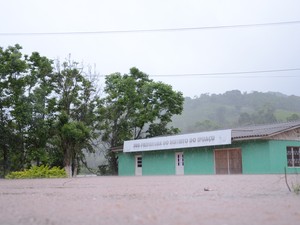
1;0;300;97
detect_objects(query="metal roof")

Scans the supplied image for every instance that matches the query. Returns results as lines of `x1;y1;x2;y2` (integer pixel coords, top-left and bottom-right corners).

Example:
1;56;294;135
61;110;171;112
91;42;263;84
232;120;300;140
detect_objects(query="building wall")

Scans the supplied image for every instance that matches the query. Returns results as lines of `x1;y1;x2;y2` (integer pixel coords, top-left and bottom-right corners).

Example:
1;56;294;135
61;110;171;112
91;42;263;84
117;139;300;176
118;150;177;176
239;141;271;174
143;150;175;175
234;140;300;174
184;147;215;174
118;152;135;176
269;140;300;174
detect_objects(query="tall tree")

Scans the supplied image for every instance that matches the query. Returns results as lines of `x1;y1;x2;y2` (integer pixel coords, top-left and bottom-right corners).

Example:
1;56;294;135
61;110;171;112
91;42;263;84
100;67;184;174
0;45;56;176
50;58;100;177
0;44;29;174
26;52;55;166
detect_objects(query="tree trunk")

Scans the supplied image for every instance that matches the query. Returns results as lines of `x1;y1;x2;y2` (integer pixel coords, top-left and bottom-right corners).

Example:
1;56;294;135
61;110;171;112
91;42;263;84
107;151;118;175
64;165;72;178
64;145;72;178
2;146;8;177
72;157;78;178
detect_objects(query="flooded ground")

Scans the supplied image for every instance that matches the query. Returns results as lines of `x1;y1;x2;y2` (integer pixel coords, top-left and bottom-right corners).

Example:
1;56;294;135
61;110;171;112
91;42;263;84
0;175;299;225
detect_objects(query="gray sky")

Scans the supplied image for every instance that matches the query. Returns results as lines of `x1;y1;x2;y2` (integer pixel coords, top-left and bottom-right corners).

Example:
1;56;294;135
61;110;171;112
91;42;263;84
1;0;300;97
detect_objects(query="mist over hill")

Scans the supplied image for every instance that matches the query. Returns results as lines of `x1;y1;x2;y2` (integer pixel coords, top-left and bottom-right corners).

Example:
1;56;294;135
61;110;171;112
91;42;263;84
171;90;300;134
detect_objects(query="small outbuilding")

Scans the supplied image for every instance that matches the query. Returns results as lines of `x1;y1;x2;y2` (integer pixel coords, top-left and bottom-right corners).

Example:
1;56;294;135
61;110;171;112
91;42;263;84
114;121;300;176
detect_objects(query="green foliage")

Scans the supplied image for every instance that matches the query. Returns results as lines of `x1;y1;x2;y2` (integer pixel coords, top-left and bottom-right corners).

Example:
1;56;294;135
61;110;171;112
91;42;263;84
0;45;99;178
292;183;300;195
61;121;91;141
50;58;100;177
0;44;59;176
100;67;184;173
5;165;67;179
101;67;184;143
287;113;300;122
97;164;109;176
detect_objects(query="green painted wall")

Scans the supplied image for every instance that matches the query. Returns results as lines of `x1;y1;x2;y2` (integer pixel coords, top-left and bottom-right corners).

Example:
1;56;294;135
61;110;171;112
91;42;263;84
184;147;214;174
269;140;300;174
142;150;175;175
118;152;135;176
239;141;270;174
230;140;300;174
118;140;300;176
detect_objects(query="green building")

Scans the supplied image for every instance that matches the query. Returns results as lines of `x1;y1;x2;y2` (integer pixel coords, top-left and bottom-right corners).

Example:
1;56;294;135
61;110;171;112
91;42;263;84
114;121;300;176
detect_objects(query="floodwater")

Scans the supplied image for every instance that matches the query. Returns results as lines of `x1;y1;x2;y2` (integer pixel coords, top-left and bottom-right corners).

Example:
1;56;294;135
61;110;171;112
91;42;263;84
0;175;299;225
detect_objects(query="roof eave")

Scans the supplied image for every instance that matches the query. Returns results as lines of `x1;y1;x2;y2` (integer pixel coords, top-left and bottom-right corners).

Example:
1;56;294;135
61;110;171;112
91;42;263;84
232;136;265;141
267;125;300;138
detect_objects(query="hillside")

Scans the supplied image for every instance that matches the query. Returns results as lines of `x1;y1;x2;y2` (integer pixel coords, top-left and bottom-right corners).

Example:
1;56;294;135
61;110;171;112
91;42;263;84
171;90;300;133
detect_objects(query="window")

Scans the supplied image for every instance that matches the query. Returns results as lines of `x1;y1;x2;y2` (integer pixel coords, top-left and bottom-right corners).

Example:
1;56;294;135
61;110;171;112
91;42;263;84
175;152;184;175
287;147;300;167
136;156;142;168
177;153;184;166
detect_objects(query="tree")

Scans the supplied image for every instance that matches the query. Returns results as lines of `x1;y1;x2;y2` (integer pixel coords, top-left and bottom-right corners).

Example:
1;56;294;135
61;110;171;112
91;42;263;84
26;52;55;166
100;67;184;174
0;45;101;177
238;112;252;126
254;103;277;124
0;44;30;175
50;58;100;177
287;113;300;122
0;45;55;177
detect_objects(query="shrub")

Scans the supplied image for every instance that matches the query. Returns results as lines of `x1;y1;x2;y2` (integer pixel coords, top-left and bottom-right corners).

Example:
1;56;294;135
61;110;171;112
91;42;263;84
98;164;109;175
292;183;300;195
5;165;67;179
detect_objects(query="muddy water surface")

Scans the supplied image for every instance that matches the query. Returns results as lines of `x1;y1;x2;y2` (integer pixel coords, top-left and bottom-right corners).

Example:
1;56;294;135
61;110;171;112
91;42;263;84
0;175;299;225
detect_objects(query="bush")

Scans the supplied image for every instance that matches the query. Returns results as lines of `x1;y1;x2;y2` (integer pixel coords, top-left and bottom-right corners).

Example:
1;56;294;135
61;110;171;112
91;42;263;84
292;183;300;195
5;165;67;179
98;164;109;175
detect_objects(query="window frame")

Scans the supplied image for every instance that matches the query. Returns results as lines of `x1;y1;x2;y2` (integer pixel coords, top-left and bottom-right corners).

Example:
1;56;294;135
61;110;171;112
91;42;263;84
136;155;142;168
287;146;300;168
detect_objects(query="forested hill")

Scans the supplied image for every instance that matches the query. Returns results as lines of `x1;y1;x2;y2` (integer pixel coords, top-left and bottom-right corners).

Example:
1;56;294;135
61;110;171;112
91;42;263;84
171;90;300;134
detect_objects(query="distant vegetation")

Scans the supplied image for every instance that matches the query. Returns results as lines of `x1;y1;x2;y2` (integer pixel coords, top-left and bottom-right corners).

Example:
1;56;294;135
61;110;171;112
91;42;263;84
171;90;300;133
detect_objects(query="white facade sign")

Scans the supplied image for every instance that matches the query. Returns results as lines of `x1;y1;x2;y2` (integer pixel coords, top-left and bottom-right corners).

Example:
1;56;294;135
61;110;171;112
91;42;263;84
123;129;231;152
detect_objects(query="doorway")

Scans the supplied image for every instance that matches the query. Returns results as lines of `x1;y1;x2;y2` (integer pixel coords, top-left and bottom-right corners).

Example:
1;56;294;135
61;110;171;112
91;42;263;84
135;155;142;176
215;148;242;174
175;152;184;175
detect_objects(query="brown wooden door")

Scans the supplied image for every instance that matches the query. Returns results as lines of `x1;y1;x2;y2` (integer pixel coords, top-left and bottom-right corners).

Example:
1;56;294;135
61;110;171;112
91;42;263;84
215;149;242;174
215;150;229;174
228;149;242;174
